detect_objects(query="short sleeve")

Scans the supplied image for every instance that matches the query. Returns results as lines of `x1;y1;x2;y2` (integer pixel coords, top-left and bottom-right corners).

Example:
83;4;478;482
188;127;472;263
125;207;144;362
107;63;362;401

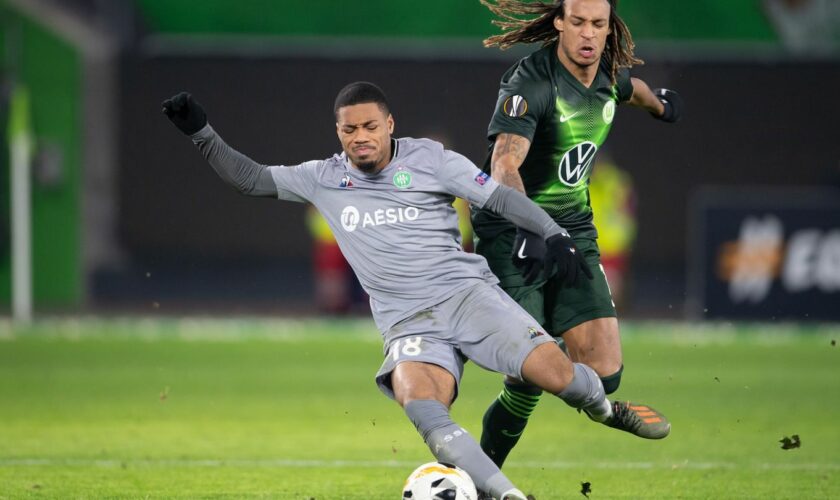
487;69;551;142
267;160;321;202
438;150;499;208
615;67;634;103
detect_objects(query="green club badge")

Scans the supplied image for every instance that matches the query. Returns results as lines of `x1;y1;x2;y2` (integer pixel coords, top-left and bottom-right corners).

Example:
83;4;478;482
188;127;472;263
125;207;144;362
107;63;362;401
393;170;412;189
602;100;616;124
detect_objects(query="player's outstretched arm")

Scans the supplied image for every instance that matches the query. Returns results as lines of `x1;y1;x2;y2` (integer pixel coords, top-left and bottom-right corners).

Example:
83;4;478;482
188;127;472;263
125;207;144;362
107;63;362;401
483;186;593;287
162;92;278;197
628;78;683;123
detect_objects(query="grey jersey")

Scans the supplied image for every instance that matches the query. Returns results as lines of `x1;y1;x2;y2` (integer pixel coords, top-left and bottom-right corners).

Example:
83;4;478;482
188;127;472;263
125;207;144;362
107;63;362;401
216;133;501;332
192;126;564;332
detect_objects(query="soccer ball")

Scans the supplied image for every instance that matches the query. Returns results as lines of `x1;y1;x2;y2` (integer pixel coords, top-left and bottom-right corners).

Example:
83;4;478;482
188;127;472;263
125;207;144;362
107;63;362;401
402;462;478;500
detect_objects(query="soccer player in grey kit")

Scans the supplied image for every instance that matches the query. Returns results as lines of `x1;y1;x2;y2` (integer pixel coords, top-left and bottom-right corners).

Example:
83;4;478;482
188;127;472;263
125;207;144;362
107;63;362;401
163;82;666;500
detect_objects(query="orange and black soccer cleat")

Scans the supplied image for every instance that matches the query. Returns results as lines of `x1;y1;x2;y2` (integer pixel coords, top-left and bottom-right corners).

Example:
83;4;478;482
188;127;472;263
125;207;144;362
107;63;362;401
604;401;671;439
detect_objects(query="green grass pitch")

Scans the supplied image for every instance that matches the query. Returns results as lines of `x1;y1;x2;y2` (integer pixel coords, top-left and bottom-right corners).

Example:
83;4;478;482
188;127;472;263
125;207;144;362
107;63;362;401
0;319;838;499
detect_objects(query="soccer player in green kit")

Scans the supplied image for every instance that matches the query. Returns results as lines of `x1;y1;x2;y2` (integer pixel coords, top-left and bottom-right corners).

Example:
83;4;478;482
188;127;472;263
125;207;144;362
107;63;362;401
473;0;683;468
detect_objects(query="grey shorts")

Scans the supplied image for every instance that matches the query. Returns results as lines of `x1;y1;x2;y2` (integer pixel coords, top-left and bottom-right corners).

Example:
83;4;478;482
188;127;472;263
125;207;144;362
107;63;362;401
375;282;555;401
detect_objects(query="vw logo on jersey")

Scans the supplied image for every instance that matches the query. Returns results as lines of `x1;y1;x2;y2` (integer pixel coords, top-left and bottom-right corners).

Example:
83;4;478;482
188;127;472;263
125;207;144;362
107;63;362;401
502;95;528;118
558;141;598;187
340;206;361;232
602;100;616;124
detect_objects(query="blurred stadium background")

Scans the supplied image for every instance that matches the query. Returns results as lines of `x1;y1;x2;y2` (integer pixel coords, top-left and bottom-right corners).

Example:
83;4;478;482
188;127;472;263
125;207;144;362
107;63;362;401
1;0;839;320
1;1;839;498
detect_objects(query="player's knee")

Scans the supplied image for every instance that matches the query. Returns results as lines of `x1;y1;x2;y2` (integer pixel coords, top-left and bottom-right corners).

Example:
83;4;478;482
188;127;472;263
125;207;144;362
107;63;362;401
391;362;456;408
394;382;453;408
521;343;574;393
600;365;624;395
528;359;574;394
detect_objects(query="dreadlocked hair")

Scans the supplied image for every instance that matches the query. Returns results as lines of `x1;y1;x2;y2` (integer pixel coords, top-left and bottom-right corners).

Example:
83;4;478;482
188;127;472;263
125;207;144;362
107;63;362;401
480;0;643;84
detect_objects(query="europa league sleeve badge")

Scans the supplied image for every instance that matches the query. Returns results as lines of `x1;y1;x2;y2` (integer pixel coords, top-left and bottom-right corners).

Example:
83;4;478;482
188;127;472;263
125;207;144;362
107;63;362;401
502;95;528;118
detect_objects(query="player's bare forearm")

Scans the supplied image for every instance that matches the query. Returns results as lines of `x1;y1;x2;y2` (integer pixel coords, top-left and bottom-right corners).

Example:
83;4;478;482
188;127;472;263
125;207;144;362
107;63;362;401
629;77;665;117
490;133;531;194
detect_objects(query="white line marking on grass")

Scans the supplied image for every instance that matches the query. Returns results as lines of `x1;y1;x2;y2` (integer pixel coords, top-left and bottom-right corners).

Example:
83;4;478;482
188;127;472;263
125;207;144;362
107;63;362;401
2;458;839;471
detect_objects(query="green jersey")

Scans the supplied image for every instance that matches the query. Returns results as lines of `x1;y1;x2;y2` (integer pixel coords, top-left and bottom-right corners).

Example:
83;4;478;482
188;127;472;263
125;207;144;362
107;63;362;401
472;42;633;239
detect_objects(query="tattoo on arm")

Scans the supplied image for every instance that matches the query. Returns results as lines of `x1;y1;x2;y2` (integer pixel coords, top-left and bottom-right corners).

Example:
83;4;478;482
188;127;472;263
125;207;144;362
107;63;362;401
491;133;531;194
496;133;528;161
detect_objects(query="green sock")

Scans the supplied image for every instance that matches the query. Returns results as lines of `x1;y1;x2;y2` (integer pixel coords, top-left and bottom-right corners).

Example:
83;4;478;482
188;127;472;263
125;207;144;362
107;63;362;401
480;382;542;468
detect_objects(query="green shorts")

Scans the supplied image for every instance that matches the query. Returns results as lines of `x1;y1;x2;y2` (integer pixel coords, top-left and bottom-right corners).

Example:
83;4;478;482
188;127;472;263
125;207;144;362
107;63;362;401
476;230;617;336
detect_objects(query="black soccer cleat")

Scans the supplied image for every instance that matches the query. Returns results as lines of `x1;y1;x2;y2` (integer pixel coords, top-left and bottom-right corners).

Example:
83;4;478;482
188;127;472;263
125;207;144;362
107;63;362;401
604;401;671;439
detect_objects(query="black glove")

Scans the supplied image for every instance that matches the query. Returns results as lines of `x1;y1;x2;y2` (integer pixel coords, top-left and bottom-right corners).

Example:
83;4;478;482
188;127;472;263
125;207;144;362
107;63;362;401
652;88;682;123
544;231;593;287
512;229;547;285
162;91;207;135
